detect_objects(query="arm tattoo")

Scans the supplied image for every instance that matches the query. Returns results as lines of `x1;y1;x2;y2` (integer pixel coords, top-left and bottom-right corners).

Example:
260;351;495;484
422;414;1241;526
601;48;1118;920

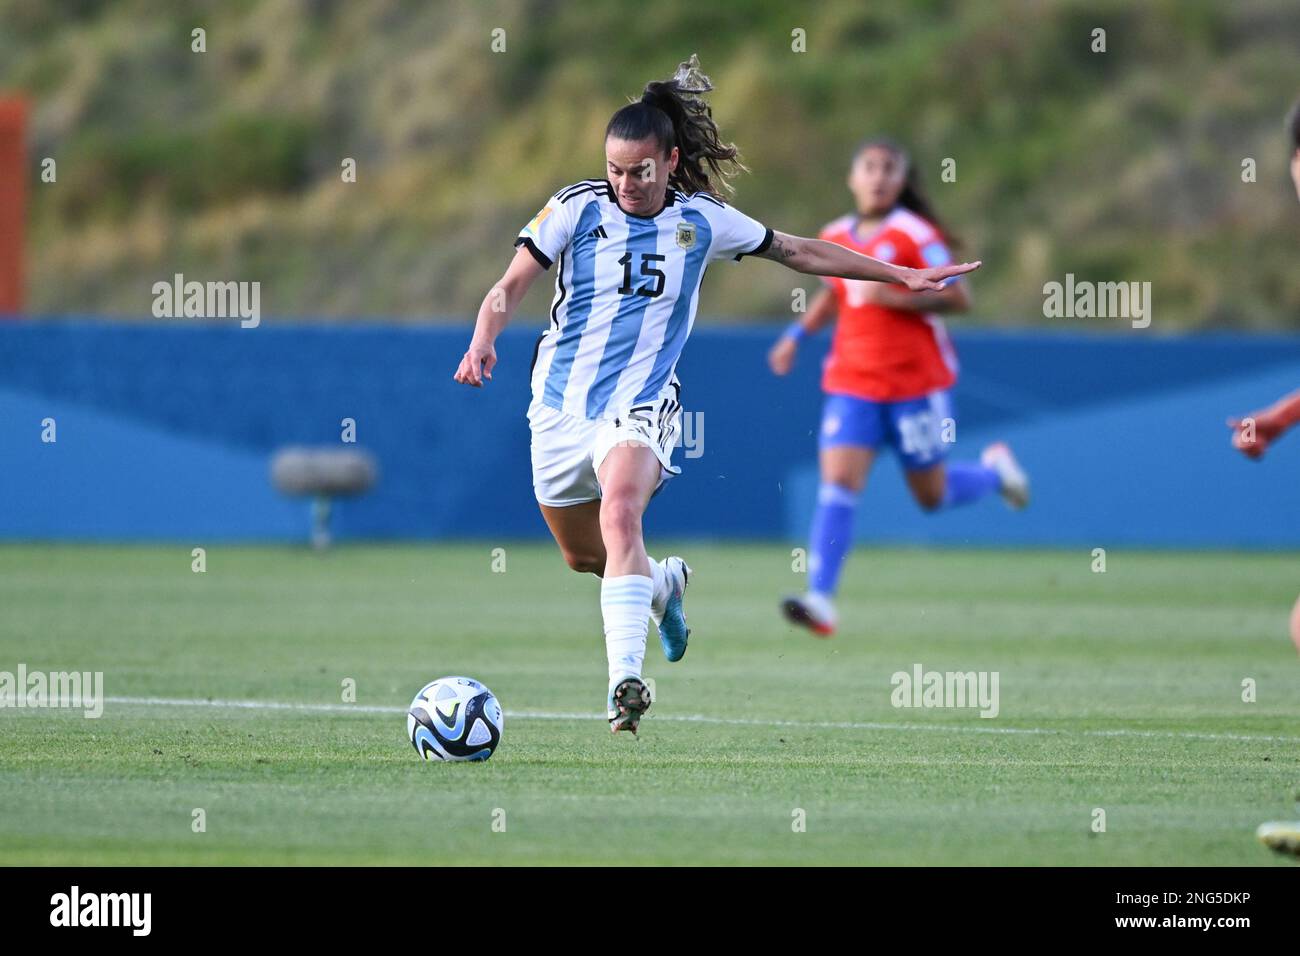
760;234;799;263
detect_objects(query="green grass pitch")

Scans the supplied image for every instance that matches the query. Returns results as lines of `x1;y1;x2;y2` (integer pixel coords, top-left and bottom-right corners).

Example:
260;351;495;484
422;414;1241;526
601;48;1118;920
1;543;1297;866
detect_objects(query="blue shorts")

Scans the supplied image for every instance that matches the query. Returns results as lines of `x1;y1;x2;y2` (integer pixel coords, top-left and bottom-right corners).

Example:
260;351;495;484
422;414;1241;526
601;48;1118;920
818;390;954;472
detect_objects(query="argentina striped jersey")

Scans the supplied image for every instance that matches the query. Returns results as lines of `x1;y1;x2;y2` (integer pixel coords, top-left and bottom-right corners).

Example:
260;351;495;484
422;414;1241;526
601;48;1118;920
515;179;773;421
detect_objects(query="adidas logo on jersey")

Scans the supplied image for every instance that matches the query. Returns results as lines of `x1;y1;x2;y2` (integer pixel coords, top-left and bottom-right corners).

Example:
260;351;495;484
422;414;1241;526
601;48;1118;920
586;226;608;239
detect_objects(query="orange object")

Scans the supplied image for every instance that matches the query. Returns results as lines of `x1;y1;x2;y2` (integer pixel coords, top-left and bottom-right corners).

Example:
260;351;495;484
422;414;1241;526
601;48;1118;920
0;97;28;316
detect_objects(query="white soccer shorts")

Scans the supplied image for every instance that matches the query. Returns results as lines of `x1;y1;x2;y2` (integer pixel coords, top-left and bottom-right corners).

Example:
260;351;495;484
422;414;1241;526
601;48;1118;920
527;392;683;508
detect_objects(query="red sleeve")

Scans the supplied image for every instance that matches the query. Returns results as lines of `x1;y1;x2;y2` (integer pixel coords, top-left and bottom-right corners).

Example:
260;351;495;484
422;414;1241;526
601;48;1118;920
893;228;925;269
1270;389;1300;429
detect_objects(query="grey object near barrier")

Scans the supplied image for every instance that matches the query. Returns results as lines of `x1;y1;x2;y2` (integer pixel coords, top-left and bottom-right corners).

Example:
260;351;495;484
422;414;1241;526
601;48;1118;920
271;447;378;548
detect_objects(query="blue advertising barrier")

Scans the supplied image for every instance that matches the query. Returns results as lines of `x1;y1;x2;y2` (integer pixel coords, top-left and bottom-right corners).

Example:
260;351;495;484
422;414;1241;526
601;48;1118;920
1;318;1296;547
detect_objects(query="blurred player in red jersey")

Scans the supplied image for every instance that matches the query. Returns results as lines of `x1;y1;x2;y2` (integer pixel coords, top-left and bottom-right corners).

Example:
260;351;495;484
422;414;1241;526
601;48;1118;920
1226;98;1300;649
1251;101;1300;861
770;138;1027;636
1227;101;1300;465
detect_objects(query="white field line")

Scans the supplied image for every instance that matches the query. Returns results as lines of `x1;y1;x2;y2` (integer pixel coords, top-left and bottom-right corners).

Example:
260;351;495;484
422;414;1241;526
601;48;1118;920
98;696;1300;744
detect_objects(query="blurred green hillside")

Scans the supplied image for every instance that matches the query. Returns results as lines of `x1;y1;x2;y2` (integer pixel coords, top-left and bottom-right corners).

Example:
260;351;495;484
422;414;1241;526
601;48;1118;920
2;0;1298;327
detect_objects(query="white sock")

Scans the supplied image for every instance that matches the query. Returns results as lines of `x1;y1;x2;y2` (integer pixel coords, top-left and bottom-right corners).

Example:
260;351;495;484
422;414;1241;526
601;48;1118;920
648;557;669;614
602;574;654;682
805;590;837;622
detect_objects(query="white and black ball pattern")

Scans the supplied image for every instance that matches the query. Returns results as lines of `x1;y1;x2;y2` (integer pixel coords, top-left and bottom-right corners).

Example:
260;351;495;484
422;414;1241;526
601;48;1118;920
407;676;504;761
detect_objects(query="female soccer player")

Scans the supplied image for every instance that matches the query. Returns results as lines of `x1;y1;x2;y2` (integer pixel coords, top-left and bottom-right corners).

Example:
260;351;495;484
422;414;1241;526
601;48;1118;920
1227;101;1300;464
1248;96;1300;861
769;137;1025;637
453;57;980;733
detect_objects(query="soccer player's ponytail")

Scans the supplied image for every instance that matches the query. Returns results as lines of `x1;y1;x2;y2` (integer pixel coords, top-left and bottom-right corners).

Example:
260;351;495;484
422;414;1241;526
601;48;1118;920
606;54;748;199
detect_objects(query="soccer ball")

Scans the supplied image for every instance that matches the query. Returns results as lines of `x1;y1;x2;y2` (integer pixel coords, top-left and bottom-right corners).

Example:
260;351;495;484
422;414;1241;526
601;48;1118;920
407;676;504;761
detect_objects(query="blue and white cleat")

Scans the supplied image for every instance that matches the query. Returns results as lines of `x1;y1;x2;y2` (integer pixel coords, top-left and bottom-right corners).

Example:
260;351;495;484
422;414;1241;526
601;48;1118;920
651;556;692;662
607;674;652;735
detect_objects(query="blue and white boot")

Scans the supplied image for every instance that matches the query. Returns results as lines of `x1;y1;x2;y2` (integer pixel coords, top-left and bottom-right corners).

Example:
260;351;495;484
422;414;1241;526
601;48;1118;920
650;556;692;662
607;674;652;735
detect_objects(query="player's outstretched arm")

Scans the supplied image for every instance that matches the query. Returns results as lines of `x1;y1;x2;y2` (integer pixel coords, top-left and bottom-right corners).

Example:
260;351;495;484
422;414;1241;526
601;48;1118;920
454;247;546;388
1227;388;1300;459
757;230;980;291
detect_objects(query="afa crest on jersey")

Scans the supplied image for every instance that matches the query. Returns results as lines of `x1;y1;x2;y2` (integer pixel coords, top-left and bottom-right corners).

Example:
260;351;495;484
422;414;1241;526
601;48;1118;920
675;222;696;249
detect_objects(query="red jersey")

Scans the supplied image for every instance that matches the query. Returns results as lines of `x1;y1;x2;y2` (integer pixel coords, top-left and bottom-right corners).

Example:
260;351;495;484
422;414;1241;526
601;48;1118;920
818;207;960;402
